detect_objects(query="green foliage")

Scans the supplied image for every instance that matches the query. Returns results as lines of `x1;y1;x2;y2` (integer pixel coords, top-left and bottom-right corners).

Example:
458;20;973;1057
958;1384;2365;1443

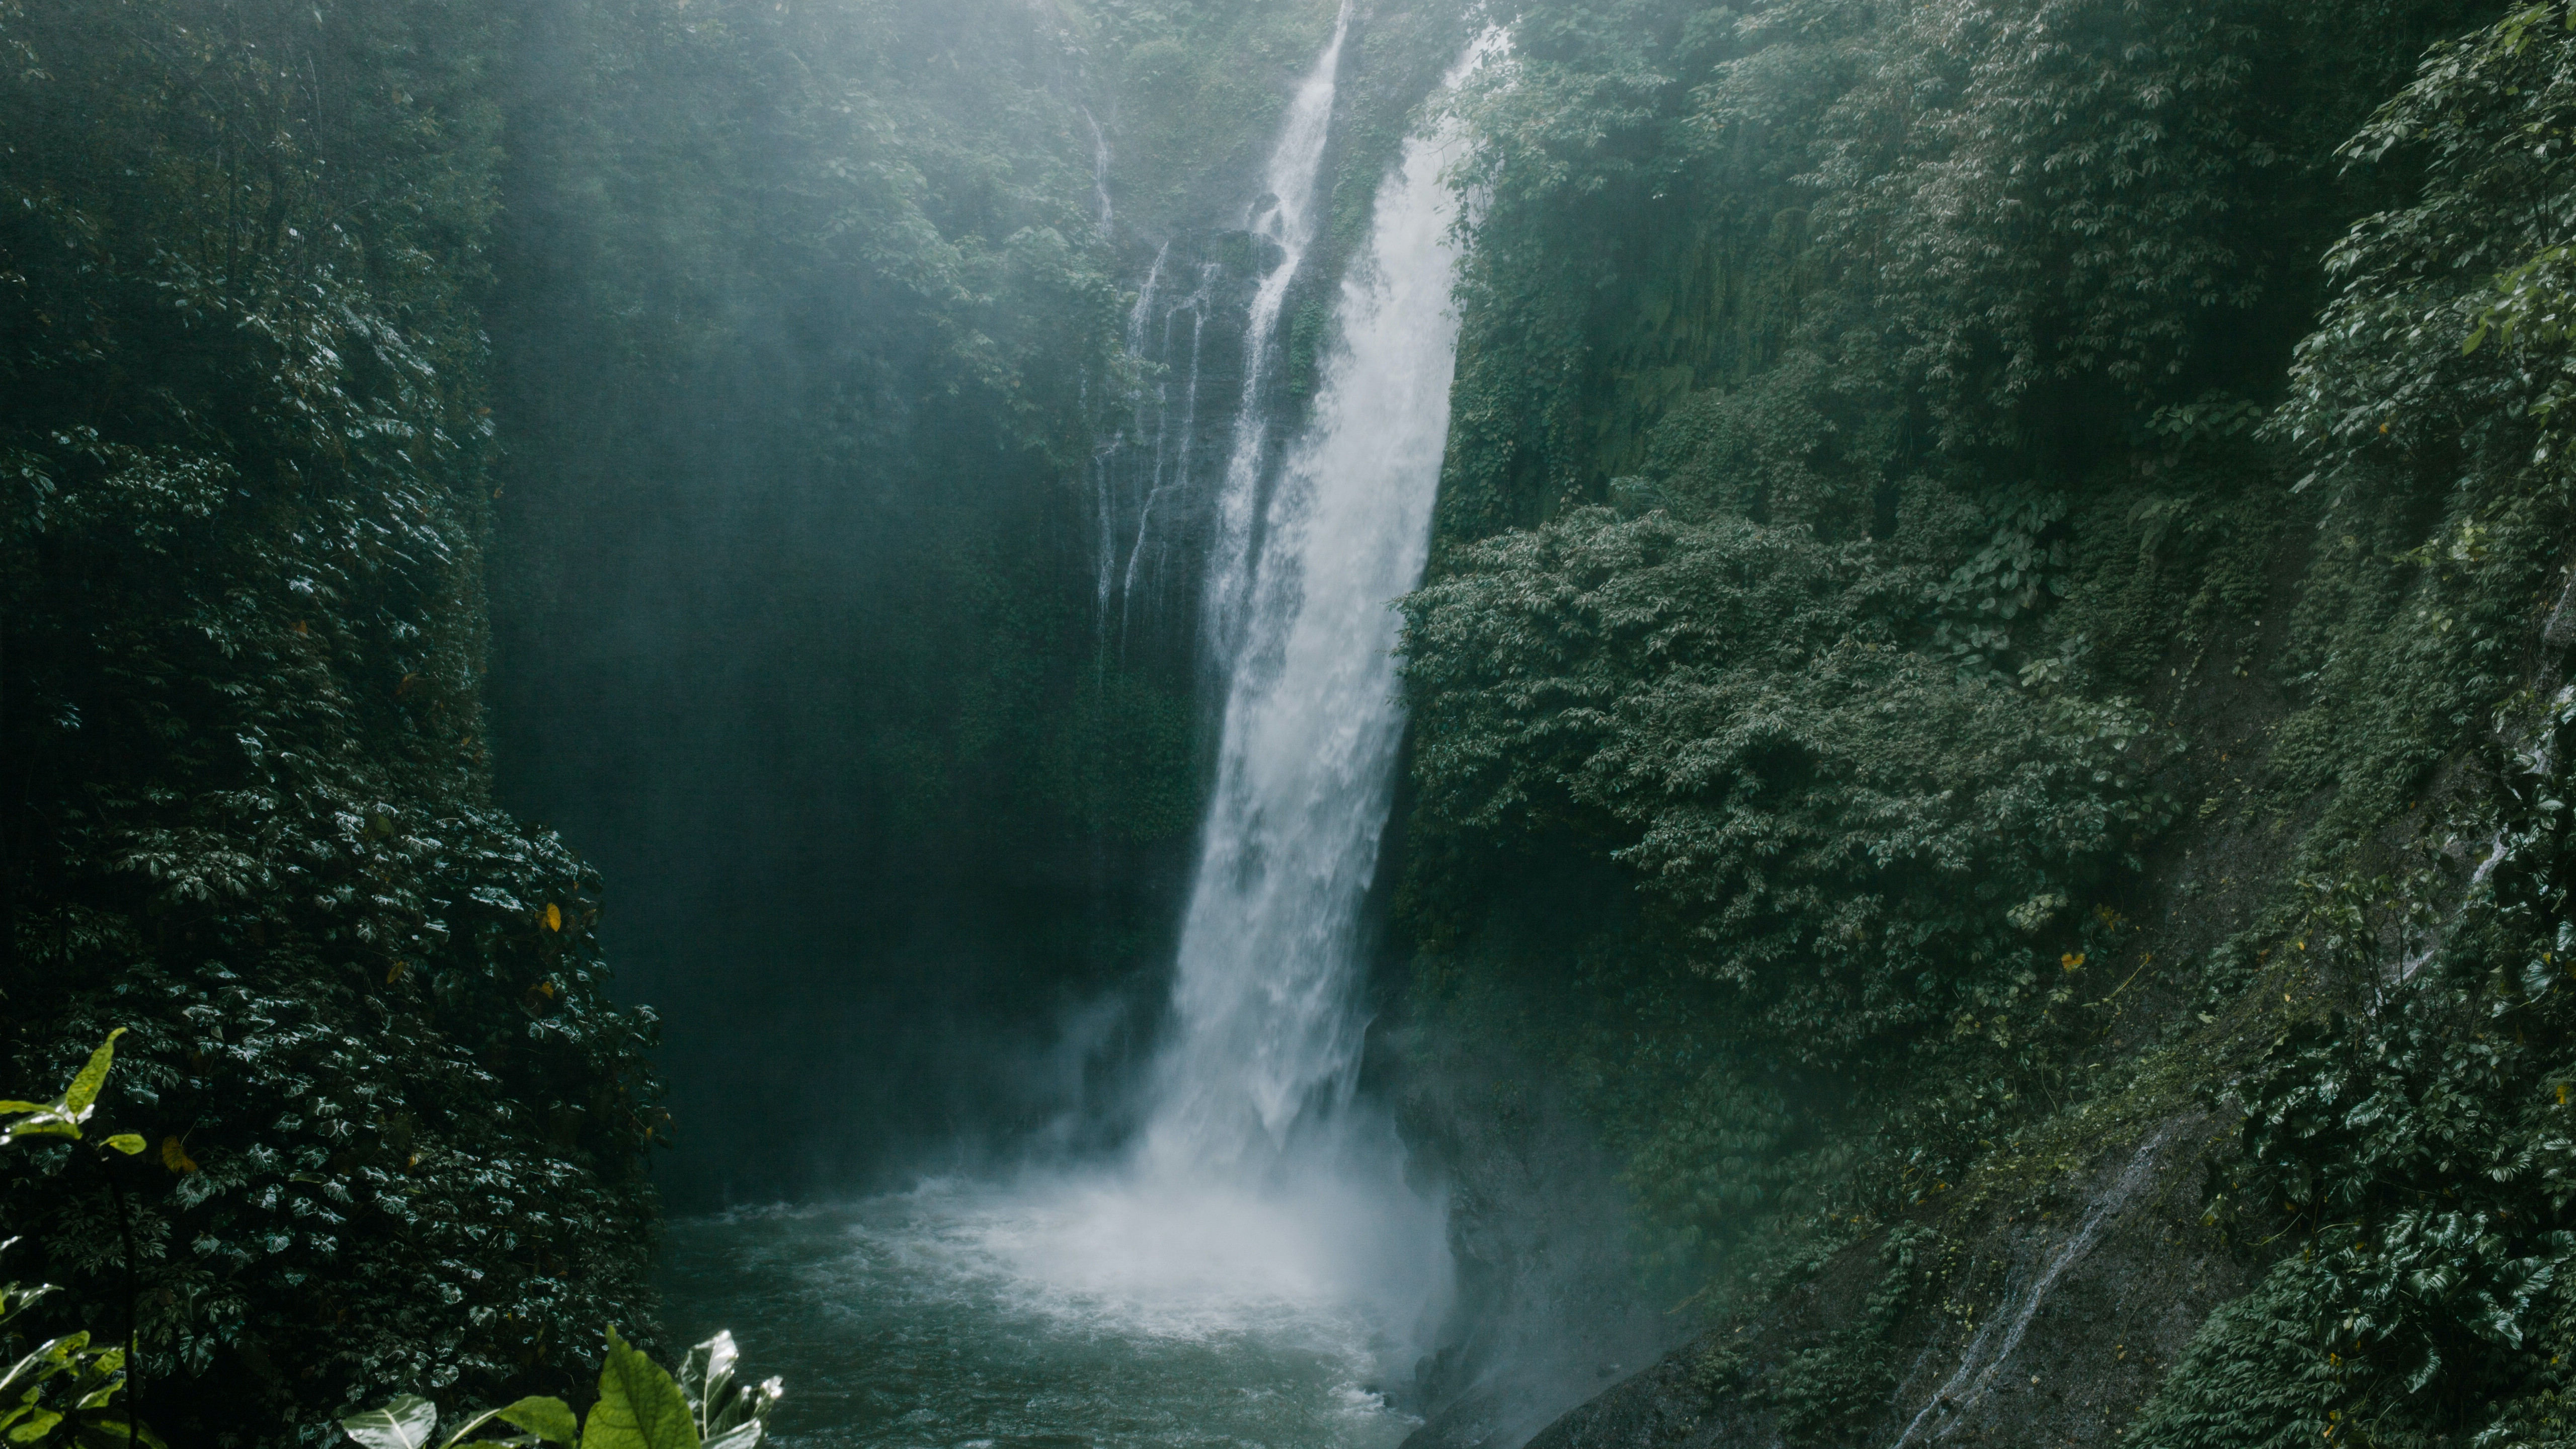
1075;0;1343;226
2;1034;147;1155
2286;0;2576;479
340;1399;443;1449
1431;0;2475;541
1;1037;158;1449
2115;19;2576;1438
2126;1279;2343;1449
2132;721;2576;1443
490;0;1201;887
578;1327;695;1449
1766;1224;1937;1446
1396;0;2573;1438
1404;507;2162;1064
0;1316;148;1449
1688;1223;1941;1445
1988;3;2576;1437
672;1331;779;1449
0;0;663;1440
344;1329;776;1449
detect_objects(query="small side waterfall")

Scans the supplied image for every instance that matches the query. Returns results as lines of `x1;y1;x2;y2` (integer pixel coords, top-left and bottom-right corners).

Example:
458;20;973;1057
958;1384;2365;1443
1119;262;1218;647
1082;2;1346;661
1201;0;1355;668
1080;104;1113;238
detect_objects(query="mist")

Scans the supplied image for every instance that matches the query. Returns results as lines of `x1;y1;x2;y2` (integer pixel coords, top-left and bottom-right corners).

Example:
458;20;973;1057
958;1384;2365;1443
14;0;2559;1445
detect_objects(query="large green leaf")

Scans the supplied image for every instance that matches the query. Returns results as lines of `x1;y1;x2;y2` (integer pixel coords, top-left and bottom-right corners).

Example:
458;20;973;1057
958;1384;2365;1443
341;1395;439;1449
0;1117;78;1146
0;1031;128;1147
675;1332;775;1449
0;1281;57;1332
687;1332;780;1449
675;1335;734;1433
58;1033;121;1118
0;1335;89;1400
579;1328;694;1449
70;1410;169;1449
441;1398;577;1449
497;1400;578;1448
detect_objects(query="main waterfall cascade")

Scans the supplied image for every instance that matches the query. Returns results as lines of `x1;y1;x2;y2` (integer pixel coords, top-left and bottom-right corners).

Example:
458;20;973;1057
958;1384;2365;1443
665;31;1502;1449
1012;26;1503;1339
1146;31;1499;1176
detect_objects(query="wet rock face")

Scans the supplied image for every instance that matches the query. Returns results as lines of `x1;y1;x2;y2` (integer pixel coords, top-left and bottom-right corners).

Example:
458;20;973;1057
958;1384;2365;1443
1393;1042;1684;1449
1503;1113;2254;1449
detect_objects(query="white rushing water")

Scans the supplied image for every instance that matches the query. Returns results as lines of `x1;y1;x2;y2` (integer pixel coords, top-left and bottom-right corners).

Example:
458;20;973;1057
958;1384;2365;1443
1146;34;1492;1182
1200;0;1355;666
1058;27;1505;1364
1005;25;1498;1376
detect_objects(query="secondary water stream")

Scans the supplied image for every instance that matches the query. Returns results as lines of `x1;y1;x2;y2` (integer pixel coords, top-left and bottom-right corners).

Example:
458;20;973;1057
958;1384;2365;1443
663;30;1496;1447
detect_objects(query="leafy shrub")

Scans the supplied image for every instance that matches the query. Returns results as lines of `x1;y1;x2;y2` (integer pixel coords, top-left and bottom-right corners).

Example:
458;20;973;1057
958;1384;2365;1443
343;1328;780;1449
0;1;665;1438
3;1033;157;1449
1402;507;2164;1066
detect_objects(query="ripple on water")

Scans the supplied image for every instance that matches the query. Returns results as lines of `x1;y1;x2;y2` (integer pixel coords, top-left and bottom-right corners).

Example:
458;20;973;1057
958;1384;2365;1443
659;1183;1432;1449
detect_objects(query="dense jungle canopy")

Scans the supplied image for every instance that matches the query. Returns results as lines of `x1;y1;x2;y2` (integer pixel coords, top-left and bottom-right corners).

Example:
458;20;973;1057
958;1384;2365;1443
13;0;2576;1446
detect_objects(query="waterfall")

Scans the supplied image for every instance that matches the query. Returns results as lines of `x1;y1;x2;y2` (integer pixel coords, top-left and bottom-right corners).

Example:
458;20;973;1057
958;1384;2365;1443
1094;245;1164;631
1200;0;1354;668
1144;33;1492;1175
1120;263;1218;651
1080;105;1113;238
985;28;1498;1370
1083;1;1348;657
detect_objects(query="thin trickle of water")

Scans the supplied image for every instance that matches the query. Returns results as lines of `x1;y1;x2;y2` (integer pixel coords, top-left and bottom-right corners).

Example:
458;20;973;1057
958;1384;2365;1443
1889;1130;2176;1449
1121;264;1219;651
1200;0;1356;668
2390;568;2576;989
1126;242;1168;355
1098;246;1169;633
1087;2;1357;654
1081;105;1114;238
